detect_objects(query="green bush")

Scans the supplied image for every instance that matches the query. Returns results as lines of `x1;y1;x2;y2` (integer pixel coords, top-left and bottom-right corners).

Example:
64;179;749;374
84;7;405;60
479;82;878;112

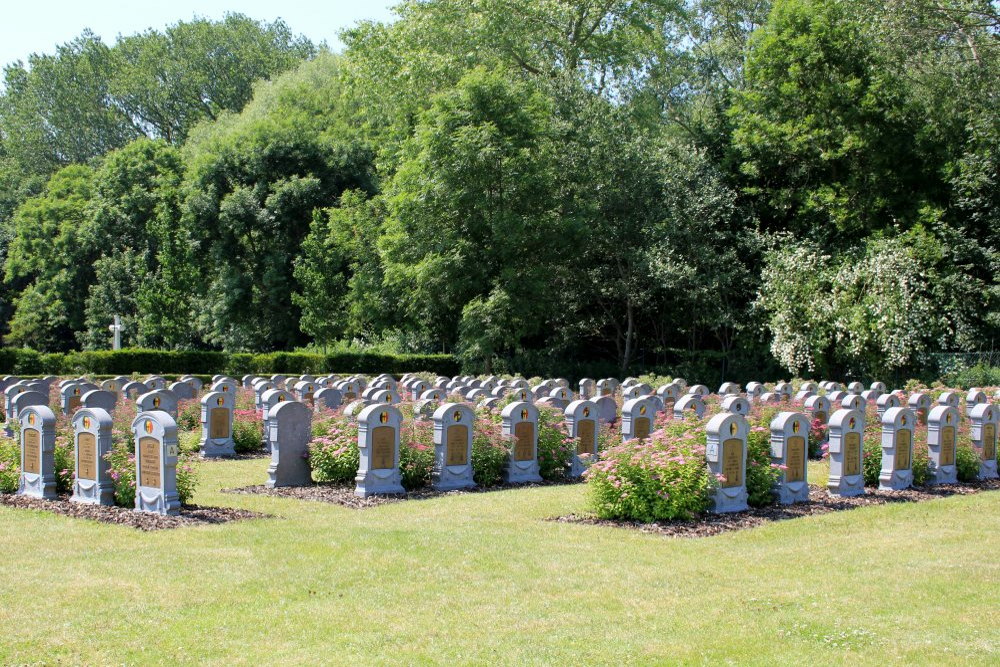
745;428;780;507
585;421;714;522
471;417;508;487
536;407;575;481
232;410;264;454
308;418;359;483
955;442;981;482
0;435;20;493
105;442;199;506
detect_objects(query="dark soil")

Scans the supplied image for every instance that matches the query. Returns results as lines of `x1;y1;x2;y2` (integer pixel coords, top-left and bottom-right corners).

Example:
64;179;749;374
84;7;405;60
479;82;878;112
553;479;1000;538
225;478;583;509
0;493;270;531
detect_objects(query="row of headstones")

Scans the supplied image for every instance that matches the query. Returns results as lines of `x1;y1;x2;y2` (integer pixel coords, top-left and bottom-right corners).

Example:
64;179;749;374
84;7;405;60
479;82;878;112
704;400;1000;513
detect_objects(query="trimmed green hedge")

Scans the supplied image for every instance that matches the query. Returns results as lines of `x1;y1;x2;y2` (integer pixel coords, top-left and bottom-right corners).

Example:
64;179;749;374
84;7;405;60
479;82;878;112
0;348;460;377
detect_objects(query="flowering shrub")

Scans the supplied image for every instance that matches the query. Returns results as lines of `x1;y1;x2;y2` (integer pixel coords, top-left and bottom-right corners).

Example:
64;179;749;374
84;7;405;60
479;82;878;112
176;400;200;431
399;419;434;490
309;419;359;483
233;409;263;454
472;417;509;487
0;435;19;493
536;407;574;481
745;427;780;507
955;442;980;482
53;433;74;494
585;425;713;522
808;418;828;458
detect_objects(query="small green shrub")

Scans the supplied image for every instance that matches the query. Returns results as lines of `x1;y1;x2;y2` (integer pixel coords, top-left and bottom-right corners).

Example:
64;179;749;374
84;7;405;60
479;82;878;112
309;420;359;484
536;407;574;481
0;435;20;493
746;427;780;507
232;410;263;454
471;417;508;487
955;442;981;482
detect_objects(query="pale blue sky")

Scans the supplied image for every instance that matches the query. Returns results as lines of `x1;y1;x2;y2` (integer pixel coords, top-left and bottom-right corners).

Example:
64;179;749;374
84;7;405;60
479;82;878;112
1;0;398;68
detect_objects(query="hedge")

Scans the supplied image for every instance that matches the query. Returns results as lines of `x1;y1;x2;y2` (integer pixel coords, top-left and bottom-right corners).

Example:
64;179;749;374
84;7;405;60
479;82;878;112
0;348;460;377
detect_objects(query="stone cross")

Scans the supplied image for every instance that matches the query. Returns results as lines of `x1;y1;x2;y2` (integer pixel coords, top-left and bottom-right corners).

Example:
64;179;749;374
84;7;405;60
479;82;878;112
108;315;123;350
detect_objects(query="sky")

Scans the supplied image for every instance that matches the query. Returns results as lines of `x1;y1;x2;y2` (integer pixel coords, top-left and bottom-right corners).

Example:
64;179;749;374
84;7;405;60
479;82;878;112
0;0;398;69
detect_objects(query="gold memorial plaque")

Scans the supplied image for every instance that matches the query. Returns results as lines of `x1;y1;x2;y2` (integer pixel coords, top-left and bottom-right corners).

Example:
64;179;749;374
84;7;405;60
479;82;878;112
514;422;534;461
577;419;596;455
940;426;956;467
139;436;161;488
23;428;40;475
209;408;230;439
983;423;996;461
635;417;651;441
844;432;861;476
446;424;468;466
895;429;912;471
786;436;806;483
371;425;395;469
68;396;81;412
77;432;97;480
721;438;743;488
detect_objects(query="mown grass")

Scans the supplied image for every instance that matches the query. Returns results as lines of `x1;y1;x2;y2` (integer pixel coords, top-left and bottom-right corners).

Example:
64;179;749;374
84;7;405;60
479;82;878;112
1;459;998;665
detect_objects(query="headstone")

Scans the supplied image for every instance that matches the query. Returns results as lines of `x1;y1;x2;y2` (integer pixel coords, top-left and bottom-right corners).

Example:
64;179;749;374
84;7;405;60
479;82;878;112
169;381;195;401
720;395;750;416
420;388;447;402
969;403;998;480
965;388;988;418
769;412;810;504
70;408;115;505
596;379;617;397
926;405;959;485
564;400;599;478
181;376;204;393
266;400;312;488
343;400;368;421
719;382;741;396
827;408;866;497
578;378;596;399
136;389;179;420
501;402;542;483
242;375;258;388
847;381;864;394
261;389;295;451
10;391;49;439
254;380;276;410
355;403;405;497
876;393;901;419
774;382;793;400
860;389;879;403
17;405;57;499
313;387;343;412
656;383;681;414
827;390;847;404
687;384;710;397
842;394;866;414
144;376;168;391
908;392;931;425
673;394;706;420
793;390;815;403
622;384;653;401
122;381;149;401
758;392;780;404
81;389;117;413
479;397;500;410
131;411;181;515
60;383;88;415
804;395;831;424
705;412;749;513
593;395;618;424
879;407;915;491
294;380;318;407
339;380;361;401
937;391;960;408
431;403;476;491
101;378;122;395
199;391;235;457
745;382;764;400
622;397;657;442
210;379;236;397
799;382;818;393
870;381;887;394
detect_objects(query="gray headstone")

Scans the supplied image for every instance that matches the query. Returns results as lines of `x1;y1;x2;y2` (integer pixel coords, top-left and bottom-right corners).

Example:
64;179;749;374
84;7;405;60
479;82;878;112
71;408;115;505
266;400;313;488
131;411;181;515
18;405;58;499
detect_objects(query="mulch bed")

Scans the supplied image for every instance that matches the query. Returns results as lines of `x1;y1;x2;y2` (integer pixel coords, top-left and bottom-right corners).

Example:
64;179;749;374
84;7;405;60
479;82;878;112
553;479;1000;539
0;493;270;531
225;478;583;509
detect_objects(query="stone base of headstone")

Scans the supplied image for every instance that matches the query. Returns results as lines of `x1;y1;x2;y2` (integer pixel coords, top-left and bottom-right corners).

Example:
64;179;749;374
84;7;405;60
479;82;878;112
567;456;589;479
775;480;809;504
929;463;957;485
136;487;181;516
710;486;748;513
978;460;998;480
18;473;57;500
355;473;405;498
827;473;865;497
505;458;542;484
430;464;475;491
878;469;912;491
200;438;235;458
71;478;115;506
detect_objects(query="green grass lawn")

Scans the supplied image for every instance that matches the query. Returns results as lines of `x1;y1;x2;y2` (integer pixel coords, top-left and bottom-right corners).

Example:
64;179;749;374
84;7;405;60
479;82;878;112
2;458;998;665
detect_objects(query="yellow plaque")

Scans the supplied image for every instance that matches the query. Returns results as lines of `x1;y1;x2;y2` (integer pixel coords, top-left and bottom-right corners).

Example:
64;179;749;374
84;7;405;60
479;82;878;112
634;417;651;441
304;392;314;406
446;424;468;466
721;438;743;488
940;426;955;467
785;436;805;483
68;396;81;412
844;432;861;476
210;408;230;439
815;411;827;424
895;429;912;471
77;432;97;480
344;392;356;400
577;419;596;455
371;425;395;469
23;428;40;475
514;422;534;461
983;423;996;461
139;436;161;488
